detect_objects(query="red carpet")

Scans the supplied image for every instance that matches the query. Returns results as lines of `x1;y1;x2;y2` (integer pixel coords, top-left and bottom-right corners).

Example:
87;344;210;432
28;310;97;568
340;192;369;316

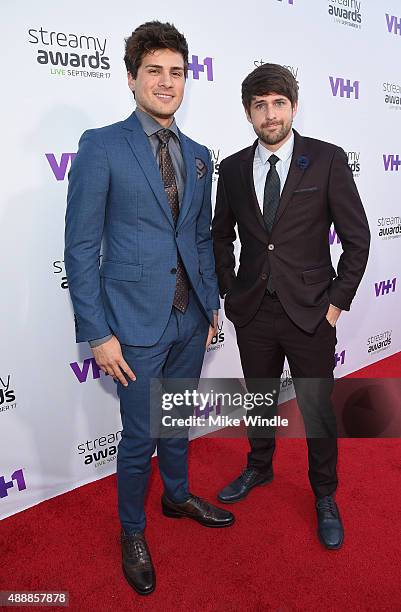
1;352;400;611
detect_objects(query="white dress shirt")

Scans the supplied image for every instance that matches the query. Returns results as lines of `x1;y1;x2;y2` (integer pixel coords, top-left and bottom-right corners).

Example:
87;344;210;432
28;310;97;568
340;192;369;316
253;130;294;211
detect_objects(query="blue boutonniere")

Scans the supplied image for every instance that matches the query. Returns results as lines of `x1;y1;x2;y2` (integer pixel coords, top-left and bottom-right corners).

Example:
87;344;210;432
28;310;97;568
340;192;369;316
296;155;310;170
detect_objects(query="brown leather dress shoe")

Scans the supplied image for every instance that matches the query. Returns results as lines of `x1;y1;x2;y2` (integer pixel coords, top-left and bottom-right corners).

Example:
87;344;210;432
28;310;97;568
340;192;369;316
161;493;235;527
121;530;155;595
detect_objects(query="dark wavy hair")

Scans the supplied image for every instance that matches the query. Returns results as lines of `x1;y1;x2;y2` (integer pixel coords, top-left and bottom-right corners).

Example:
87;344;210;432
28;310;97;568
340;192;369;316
124;21;189;78
242;63;299;111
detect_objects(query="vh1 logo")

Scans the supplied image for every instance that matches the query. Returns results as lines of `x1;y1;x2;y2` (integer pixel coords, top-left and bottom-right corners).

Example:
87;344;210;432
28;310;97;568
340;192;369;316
46;153;76;181
329;77;359;99
383;154;401;171
335;350;346;368
375;278;397;297
329;226;341;246
188;55;213;81
70;358;107;383
194;400;222;419
0;469;27;499
386;14;401;36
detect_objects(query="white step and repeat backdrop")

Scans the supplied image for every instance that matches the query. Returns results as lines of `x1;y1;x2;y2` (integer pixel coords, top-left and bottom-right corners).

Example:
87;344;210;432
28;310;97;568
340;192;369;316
1;0;400;519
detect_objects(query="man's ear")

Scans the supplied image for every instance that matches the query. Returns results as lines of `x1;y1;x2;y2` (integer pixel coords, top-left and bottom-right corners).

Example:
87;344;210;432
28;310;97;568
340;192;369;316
292;101;298;119
127;71;135;93
244;106;252;124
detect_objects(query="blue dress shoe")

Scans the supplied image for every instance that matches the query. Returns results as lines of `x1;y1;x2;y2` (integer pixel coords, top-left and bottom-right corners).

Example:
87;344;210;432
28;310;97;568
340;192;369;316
217;467;273;503
316;495;344;550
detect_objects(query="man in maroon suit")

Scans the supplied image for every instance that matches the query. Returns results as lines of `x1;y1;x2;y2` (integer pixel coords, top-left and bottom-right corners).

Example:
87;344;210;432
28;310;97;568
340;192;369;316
212;63;370;549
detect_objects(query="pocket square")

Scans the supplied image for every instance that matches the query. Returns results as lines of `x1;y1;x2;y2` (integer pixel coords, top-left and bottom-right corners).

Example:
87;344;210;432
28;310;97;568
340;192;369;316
195;157;207;179
293;186;319;194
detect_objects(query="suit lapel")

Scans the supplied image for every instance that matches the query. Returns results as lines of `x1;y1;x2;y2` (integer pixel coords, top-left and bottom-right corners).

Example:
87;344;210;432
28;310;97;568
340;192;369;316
239;130;311;235
240;140;269;241
122;112;175;229
177;130;196;229
274;130;310;225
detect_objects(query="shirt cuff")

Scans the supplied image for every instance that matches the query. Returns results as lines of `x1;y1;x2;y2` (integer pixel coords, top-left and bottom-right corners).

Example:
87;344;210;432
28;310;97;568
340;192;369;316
89;334;113;348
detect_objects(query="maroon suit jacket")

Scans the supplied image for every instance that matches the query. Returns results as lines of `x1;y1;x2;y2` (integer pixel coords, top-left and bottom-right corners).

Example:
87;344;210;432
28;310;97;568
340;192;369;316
211;130;370;333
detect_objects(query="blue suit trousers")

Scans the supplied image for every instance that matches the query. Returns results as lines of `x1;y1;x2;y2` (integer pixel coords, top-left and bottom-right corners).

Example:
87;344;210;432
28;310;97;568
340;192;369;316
116;292;209;533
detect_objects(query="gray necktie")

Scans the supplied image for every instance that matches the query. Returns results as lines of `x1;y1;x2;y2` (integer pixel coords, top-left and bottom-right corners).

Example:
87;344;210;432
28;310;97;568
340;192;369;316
263;154;280;294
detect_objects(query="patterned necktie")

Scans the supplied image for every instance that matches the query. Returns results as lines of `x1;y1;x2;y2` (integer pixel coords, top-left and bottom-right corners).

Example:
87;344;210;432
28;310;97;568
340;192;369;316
157;129;189;313
263;154;280;294
263;154;280;232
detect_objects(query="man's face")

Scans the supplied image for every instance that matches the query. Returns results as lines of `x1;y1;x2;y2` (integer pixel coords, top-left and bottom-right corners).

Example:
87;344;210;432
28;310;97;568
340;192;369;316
246;93;298;148
128;48;186;125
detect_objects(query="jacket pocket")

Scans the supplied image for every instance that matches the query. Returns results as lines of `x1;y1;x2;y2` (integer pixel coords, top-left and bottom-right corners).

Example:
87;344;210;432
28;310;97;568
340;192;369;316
293;186;319;194
302;265;336;285
100;261;142;282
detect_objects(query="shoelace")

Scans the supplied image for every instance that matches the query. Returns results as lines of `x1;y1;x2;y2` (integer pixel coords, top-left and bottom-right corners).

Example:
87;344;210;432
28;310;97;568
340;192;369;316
190;495;210;514
125;536;151;565
238;468;258;485
316;496;337;518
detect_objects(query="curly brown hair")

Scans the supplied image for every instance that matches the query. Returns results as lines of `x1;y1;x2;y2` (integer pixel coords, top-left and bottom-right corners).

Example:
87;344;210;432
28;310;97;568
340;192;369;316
124;21;189;78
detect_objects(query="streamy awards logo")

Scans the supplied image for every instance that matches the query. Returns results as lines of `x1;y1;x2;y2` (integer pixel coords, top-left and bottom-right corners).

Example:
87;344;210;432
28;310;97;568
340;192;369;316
207;321;225;353
53;259;68;289
0;375;17;414
28;26;111;79
280;368;293;393
382;81;401;110
376;215;401;241
208;147;221;183
347;151;360;177
328;0;362;29
77;431;122;467
367;330;392;355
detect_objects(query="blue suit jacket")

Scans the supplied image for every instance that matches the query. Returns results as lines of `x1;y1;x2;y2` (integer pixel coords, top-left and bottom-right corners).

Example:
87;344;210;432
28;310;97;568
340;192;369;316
64;111;220;346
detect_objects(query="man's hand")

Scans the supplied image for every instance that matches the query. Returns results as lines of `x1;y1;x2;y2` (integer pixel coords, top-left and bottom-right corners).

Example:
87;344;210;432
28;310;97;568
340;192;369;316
326;304;342;327
91;335;136;387
206;312;219;348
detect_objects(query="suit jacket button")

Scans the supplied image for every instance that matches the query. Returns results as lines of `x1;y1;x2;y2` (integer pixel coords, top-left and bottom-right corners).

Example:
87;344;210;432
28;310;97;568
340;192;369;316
171;268;177;274
261;273;267;280
268;244;274;251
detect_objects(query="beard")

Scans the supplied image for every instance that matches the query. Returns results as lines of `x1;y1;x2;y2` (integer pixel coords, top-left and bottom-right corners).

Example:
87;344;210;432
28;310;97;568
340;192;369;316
255;120;292;147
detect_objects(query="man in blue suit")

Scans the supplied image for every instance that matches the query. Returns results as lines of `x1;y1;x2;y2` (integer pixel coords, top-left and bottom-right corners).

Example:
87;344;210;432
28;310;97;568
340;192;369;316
65;21;234;595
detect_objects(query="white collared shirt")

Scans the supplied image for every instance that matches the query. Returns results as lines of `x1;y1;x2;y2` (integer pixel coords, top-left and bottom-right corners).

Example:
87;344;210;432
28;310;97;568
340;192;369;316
253;130;295;212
